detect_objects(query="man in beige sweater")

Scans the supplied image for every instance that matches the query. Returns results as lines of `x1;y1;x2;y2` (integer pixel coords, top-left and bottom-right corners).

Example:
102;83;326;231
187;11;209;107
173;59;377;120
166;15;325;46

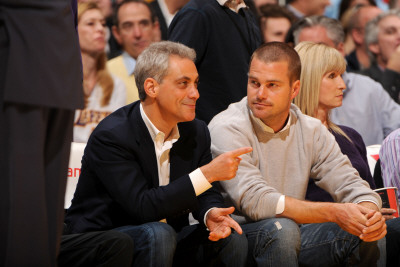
209;42;387;266
107;0;160;104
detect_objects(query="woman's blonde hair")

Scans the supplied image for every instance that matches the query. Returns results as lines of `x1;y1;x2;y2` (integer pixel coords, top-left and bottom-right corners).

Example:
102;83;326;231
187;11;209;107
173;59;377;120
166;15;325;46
78;2;113;107
294;41;350;141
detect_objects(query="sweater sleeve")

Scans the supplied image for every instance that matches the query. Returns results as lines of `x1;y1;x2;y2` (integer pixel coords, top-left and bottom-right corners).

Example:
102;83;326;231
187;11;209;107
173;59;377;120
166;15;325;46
310;123;381;207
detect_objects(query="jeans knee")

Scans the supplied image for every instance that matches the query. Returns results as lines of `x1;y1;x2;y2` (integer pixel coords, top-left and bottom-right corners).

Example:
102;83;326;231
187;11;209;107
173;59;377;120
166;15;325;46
146;222;177;249
260;218;300;248
248;218;300;253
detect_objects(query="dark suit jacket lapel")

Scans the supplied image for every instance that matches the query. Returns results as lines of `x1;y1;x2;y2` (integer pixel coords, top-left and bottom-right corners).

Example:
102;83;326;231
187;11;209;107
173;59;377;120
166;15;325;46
130;103;159;188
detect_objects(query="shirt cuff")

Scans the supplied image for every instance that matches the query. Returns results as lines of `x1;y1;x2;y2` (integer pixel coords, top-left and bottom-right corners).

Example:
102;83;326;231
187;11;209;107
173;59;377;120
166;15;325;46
189;168;212;196
204;207;217;230
275;195;285;215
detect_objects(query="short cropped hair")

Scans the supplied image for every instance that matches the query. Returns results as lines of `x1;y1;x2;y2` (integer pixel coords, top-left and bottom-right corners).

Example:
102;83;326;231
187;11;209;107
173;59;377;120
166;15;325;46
294;41;349;140
259;4;296;23
292;16;345;46
134;41;196;101
250;42;301;84
365;9;400;62
113;0;156;28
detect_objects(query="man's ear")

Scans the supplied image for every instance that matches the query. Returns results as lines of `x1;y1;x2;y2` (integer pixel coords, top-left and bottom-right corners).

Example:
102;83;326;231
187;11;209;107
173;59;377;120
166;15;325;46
336;42;346;57
368;43;380;55
351;28;363;46
112;25;122;45
144;78;158;98
291;80;301;99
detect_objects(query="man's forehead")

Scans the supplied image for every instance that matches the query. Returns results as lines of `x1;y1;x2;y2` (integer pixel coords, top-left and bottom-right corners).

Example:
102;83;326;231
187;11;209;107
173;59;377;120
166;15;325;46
379;15;400;27
119;2;152;21
249;59;289;79
167;56;198;78
298;26;335;48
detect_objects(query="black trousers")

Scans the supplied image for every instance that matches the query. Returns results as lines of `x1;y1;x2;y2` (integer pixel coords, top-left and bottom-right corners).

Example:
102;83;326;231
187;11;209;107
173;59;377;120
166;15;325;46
0;102;75;266
58;231;134;267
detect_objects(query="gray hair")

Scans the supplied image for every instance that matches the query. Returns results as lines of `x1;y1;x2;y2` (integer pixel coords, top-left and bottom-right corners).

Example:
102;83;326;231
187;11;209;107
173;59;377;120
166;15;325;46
293;16;345;47
134;41;196;101
365;9;400;62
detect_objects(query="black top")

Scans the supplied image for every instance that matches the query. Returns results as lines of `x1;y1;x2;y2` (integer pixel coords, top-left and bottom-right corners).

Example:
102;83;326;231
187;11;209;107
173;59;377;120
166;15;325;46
360;64;400;104
169;0;261;123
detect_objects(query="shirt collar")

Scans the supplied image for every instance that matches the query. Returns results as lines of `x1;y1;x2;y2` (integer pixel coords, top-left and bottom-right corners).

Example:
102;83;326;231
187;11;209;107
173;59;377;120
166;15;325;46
140;103;180;142
158;0;176;26
217;0;247;13
122;51;136;76
249;108;292;134
286;4;305;19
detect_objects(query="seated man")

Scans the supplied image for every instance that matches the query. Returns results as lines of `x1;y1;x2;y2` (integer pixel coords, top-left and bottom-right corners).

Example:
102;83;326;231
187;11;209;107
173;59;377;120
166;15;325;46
65;41;251;266
380;128;400;267
380;128;400;202
363;9;400;104
209;42;387;266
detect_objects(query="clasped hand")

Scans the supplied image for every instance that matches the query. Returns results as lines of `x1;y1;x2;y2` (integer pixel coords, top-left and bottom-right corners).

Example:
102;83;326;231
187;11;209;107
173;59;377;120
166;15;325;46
335;203;386;242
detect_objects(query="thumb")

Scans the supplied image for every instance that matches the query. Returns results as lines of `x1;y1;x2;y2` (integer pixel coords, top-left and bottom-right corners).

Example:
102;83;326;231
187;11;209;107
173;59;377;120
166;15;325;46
217;206;235;216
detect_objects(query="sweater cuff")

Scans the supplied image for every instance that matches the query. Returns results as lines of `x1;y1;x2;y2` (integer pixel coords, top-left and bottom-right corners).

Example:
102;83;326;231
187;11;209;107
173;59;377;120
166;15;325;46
275;195;285;214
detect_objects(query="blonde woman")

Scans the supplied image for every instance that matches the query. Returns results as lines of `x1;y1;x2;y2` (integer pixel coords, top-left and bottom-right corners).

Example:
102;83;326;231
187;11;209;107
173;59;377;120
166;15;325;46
74;2;126;143
294;41;376;202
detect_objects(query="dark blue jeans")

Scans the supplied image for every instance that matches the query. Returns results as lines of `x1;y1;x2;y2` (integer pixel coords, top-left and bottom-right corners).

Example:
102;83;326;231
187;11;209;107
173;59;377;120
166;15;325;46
241;218;386;266
386;217;400;267
116;222;247;267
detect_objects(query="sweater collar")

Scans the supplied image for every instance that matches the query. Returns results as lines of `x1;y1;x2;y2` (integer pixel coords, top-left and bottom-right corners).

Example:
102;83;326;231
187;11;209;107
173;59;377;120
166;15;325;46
249;108;292;134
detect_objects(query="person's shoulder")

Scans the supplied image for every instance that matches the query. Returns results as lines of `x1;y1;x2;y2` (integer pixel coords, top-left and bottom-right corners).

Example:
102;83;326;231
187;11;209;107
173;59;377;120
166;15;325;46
338;125;364;142
91;101;138;136
208;98;251;132
384;128;400;143
291;104;322;128
178;118;207;133
177;0;219;15
107;55;124;68
345;72;383;92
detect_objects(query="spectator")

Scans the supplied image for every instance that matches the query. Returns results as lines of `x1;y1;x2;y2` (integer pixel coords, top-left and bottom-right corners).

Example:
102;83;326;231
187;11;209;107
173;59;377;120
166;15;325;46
296;39;400;267
259;4;296;43
363;9;400;104
149;0;189;40
293;41;376;201
0;0;83;265
286;0;331;19
292;15;400;145
108;0;160;104
74;2;126;143
380;128;400;202
338;0;377;21
169;0;261;123
209;42;386;266
65;41;251;266
379;128;400;267
346;5;382;71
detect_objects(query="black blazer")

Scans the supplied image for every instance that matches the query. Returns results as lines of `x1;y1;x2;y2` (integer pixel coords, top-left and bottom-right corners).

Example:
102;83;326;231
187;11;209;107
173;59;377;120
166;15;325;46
0;0;83;110
65;101;224;233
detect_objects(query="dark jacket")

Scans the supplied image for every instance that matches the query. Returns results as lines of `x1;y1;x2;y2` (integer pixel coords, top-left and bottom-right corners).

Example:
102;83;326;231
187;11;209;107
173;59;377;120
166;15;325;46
65;101;224;233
